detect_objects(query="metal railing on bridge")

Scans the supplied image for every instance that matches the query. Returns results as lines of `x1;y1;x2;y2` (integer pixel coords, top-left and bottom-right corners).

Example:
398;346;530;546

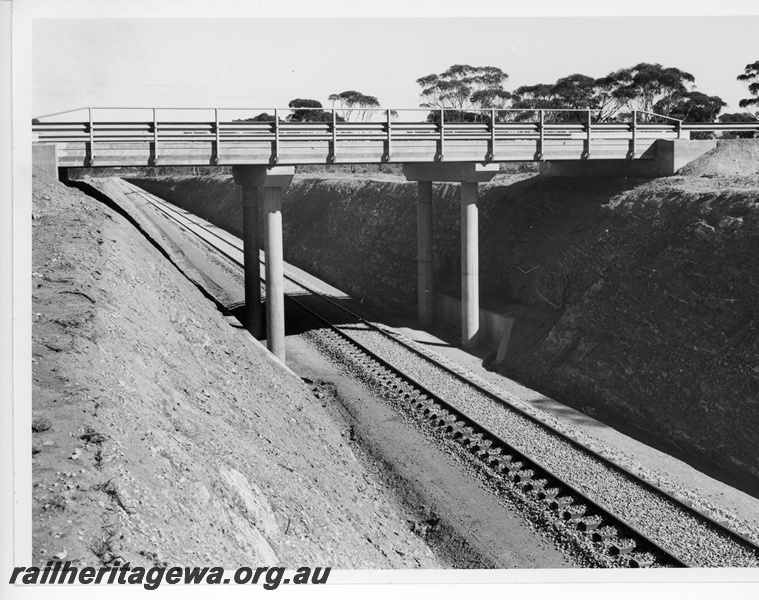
32;107;758;168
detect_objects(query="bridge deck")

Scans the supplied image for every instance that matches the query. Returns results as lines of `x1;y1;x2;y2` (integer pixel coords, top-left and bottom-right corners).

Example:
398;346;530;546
33;107;756;168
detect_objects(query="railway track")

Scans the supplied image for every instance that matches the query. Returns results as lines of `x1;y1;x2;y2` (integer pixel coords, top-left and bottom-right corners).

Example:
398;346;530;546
116;177;759;569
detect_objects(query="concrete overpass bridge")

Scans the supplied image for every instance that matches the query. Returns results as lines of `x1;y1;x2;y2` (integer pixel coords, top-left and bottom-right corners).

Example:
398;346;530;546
35;106;705;167
32;106;759;362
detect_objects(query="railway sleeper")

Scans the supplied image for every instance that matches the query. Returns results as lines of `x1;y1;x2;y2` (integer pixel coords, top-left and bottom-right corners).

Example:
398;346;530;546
414;397;430;409
577;515;603;532
424;407;443;421
488;456;506;470
628;552;656;568
474;447;496;462
610;538;637;556
592;525;618;542
417;402;437;416
452;426;474;440
436;414;457;428
489;454;516;470
444;421;465;435
550;495;576;510
422;403;439;417
562;504;587;521
511;469;534;483
468;439;493;456
537;487;560;501
524;478;548;492
460;433;483;448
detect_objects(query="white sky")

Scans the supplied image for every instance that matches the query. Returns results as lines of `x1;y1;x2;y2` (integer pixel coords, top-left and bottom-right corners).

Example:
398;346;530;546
29;4;759;120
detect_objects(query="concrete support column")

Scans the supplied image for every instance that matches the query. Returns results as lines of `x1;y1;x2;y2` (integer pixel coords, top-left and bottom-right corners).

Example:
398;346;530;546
232;167;264;338
263;186;286;361
416;181;434;328
460;182;479;349
240;182;263;338
232;165;294;363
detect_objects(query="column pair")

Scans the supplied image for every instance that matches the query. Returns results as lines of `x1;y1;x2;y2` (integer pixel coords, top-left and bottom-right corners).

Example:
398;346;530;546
403;162;498;350
232;166;295;362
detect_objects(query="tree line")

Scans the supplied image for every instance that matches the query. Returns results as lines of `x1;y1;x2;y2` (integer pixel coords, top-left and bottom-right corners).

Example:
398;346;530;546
416;62;758;129
237;60;758;137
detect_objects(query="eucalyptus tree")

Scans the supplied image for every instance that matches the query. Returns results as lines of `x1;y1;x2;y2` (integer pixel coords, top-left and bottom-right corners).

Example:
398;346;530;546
719;112;757;138
416;64;510;121
328;91;382;121
609;63;695;120
737;60;759;116
660;91;726;123
510;74;624;122
660;91;726;138
286;99;344;123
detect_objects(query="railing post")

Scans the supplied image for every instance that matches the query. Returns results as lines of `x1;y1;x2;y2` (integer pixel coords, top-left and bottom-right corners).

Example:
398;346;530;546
214;108;221;165
273;108;279;165
489;108;496;162
330;108;337;163
629;110;637;159
537;109;544;160
439;108;445;161
385;108;392;162
585;108;592;159
152;107;159;166
88;107;95;167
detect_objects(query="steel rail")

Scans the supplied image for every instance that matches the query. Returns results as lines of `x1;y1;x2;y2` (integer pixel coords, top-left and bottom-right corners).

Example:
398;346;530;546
117;178;759;568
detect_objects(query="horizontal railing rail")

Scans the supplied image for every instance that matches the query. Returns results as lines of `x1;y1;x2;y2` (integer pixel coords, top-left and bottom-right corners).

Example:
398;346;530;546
681;122;759;131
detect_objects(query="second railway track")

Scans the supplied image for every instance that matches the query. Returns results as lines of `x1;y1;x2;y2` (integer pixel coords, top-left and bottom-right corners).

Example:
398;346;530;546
117;177;759;569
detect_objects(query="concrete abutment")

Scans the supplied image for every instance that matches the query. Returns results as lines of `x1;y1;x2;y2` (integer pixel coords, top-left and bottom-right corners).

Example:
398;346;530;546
538;139;718;178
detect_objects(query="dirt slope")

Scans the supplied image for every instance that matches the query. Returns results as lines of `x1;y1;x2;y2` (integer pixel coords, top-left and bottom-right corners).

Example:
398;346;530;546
127;144;759;491
31;166;440;569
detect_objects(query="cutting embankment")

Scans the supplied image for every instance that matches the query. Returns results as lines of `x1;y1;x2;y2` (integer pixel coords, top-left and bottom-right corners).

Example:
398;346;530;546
31;166;441;569
129;140;759;491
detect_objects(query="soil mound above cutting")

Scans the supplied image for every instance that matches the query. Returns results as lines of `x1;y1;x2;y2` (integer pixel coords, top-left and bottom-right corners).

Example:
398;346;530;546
677;139;759;177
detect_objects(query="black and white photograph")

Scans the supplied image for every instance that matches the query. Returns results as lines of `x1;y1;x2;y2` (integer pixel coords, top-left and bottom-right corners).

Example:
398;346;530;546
3;1;759;598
